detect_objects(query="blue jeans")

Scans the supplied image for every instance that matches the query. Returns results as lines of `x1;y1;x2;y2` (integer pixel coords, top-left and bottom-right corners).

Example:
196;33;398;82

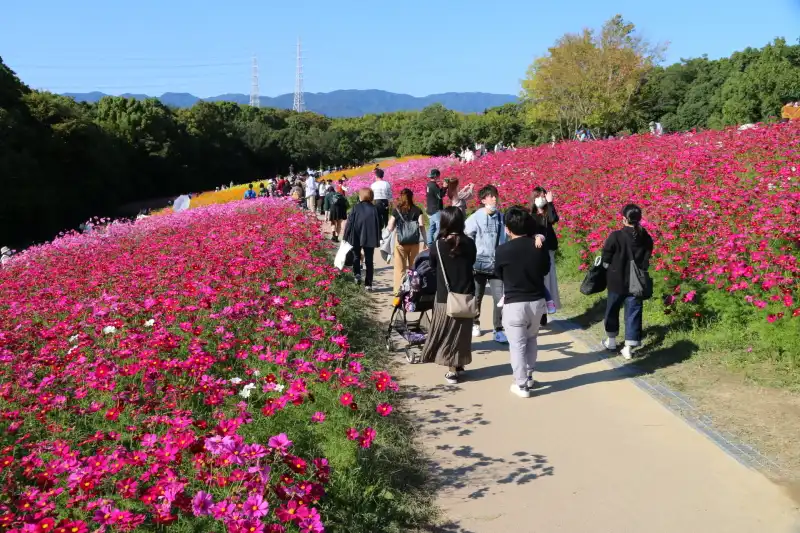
604;292;643;346
427;211;441;245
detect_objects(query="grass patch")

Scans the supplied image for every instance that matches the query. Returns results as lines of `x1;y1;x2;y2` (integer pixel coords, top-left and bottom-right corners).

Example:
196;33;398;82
322;274;438;533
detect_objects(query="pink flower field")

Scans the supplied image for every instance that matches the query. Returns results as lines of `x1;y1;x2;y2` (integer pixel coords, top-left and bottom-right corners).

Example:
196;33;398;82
0;199;411;533
390;124;800;328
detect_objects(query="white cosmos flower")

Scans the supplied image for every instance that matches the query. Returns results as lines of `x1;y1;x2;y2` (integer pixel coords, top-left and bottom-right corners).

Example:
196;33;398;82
68;334;79;343
239;383;257;398
253;369;261;377
274;384;285;393
103;326;117;335
230;377;243;385
144;319;155;327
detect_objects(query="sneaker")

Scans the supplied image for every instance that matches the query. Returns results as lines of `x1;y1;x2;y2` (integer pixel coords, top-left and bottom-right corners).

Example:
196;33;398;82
510;383;531;398
445;372;459;385
546;300;557;314
621;345;636;360
494;330;508;344
471;324;481;337
526;371;536;390
602;337;617;351
365;285;373;293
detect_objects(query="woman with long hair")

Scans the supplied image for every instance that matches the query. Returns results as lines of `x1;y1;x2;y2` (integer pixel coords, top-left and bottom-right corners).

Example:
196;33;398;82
445;178;474;213
342;188;382;291
386;188;426;293
529;186;561;325
601;204;654;360
421;207;477;384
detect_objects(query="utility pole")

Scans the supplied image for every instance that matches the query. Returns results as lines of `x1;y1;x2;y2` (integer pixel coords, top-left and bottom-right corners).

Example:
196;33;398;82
293;37;305;113
249;55;260;107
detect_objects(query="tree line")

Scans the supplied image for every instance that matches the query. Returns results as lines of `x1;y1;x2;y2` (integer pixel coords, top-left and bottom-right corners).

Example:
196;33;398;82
2;20;798;248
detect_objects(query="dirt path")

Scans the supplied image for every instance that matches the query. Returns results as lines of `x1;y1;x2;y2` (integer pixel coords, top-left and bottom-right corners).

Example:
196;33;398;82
363;263;800;533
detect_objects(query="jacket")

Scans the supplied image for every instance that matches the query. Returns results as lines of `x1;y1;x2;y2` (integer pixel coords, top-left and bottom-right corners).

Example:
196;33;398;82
464;208;507;273
344;201;382;249
601;226;654;295
532;204;559;251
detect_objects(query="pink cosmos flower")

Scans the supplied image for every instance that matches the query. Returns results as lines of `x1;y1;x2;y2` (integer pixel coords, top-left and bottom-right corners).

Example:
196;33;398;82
244;493;270;518
311;412;326;423
376;403;393;417
268;433;293;451
191;491;214;516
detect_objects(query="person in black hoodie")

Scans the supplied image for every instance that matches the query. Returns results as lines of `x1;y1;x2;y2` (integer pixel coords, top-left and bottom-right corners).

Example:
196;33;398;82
601;204;654;360
530;186;560;325
495;206;551;398
342;188;382;291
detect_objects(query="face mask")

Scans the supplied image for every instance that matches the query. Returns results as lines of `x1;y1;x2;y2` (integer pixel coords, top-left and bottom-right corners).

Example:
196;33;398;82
485;205;497;214
535;197;547;209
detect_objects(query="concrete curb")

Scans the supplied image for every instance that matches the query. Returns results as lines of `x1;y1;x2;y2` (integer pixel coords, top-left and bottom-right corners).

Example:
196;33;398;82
549;314;788;477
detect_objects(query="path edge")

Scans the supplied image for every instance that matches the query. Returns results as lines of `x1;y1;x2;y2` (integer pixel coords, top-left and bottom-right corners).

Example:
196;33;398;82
549;314;788;478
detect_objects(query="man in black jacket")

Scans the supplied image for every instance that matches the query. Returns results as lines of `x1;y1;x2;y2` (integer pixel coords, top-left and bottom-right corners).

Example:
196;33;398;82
494;206;551;398
425;168;445;245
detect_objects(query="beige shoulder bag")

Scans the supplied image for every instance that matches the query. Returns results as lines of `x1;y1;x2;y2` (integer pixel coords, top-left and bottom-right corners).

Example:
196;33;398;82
436;240;477;319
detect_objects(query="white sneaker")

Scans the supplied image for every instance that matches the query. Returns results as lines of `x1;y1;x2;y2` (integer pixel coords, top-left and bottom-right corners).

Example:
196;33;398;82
510;383;531;398
602;337;617;351
471;324;481;337
526;371;536;390
445;372;459;385
546;300;557;314
621;345;636;360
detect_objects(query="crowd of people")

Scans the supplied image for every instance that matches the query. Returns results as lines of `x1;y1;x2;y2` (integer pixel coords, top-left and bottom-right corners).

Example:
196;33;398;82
336;166;654;398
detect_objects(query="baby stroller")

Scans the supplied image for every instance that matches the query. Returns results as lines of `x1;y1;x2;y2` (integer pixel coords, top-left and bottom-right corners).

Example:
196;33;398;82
385;250;437;363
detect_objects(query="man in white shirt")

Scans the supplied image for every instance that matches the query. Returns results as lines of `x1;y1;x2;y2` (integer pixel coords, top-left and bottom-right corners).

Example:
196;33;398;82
370;168;392;229
305;174;318;211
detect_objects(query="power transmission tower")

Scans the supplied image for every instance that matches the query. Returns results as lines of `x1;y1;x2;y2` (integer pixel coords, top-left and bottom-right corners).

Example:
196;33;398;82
293;38;305;113
249;55;260;107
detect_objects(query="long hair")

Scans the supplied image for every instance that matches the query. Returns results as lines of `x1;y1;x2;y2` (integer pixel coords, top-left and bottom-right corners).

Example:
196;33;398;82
396;188;414;213
622;203;643;242
438;206;465;257
529;186;550;215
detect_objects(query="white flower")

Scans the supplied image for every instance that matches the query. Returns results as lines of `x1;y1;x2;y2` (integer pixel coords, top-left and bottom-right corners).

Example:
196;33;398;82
229;377;243;385
274;384;285;393
103;326;117;335
253;369;261;377
68;334;79;343
67;345;78;355
239;383;257;398
144;319;155;327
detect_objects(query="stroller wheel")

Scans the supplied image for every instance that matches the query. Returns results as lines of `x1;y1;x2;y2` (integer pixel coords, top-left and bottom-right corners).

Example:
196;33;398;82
386;338;393;352
405;346;421;364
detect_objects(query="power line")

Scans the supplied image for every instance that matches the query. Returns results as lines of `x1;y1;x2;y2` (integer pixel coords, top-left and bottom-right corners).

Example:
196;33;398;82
13;62;249;70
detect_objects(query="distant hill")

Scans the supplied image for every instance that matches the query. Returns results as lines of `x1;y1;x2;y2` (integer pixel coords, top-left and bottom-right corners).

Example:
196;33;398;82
62;89;518;117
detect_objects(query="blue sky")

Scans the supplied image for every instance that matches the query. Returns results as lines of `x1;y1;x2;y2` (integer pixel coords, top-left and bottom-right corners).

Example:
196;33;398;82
2;0;799;97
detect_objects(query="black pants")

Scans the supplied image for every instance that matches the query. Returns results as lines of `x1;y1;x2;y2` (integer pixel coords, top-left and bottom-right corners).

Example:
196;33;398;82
375;200;389;229
352;245;375;287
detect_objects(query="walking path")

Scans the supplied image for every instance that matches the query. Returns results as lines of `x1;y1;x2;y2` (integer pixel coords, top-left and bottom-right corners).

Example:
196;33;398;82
364;263;800;533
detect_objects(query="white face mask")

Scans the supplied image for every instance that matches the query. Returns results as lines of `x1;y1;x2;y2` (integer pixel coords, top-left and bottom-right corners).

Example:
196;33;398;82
534;197;547;209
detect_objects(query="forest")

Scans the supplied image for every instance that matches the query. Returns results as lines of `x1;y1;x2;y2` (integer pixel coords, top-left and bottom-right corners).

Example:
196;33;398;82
1;29;799;248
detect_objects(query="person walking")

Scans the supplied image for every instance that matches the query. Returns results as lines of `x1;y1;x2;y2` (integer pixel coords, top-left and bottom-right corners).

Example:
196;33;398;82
342;188;382;291
530;186;561;323
465;185;508;343
324;184;349;242
386;188;426;294
495;207;551;398
371;168;392;230
601;204;655;360
425;168;445;245
305;173;318;212
421;207;477;384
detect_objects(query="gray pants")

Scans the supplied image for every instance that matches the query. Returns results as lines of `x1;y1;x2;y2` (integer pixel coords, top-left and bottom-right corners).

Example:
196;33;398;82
474;273;504;331
502;299;547;386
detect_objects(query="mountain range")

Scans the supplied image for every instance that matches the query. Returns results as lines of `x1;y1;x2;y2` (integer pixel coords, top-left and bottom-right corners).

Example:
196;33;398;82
62;89;518;117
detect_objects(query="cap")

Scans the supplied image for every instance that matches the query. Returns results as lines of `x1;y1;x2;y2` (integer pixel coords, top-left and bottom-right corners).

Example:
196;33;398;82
1;246;10;255
428;169;440;178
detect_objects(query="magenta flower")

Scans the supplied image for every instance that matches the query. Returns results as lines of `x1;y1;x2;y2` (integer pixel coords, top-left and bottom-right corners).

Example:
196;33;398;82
268;433;293;451
244;493;270;518
191;491;214;516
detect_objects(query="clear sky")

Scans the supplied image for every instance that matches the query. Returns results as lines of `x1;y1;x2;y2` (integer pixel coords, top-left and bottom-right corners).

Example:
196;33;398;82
2;0;799;98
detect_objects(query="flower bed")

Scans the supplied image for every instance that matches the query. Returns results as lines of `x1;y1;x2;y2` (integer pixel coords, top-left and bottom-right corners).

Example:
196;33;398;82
0;198;426;533
344;156;458;194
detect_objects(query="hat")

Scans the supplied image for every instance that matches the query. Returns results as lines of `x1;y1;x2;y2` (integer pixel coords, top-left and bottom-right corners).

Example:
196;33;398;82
1;246;10;255
428;168;440;178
